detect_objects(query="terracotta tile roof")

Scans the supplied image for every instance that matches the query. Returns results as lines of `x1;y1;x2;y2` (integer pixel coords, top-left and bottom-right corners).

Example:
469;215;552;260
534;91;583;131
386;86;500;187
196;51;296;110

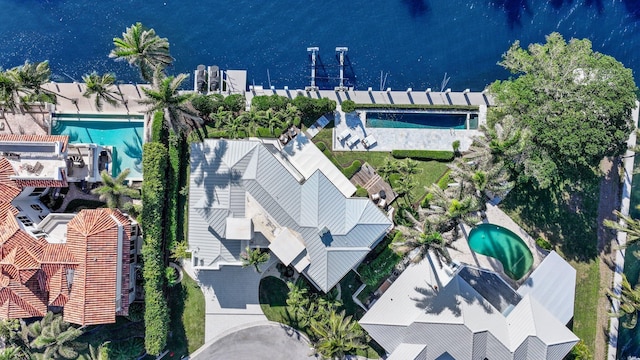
0;159;20;203
0;134;68;152
15;179;67;188
64;209;128;325
47;267;70;307
0;275;47;318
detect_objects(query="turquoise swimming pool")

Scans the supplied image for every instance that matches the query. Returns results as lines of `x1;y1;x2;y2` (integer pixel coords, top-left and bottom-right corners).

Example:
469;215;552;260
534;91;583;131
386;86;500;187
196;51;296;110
467;223;534;280
366;111;476;129
51;116;144;179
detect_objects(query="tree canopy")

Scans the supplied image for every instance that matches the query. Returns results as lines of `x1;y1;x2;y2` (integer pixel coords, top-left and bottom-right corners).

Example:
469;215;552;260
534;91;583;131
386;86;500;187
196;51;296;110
490;32;637;188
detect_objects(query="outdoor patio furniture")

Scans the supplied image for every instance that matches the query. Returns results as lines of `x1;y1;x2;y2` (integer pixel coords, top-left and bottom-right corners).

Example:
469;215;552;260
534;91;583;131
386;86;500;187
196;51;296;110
362;135;377;149
371;192;380;201
346;134;360;148
378;199;386;208
337;129;351;141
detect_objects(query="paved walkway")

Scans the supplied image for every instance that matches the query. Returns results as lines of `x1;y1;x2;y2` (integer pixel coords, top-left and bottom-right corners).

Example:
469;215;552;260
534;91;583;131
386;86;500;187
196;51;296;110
190;322;316;360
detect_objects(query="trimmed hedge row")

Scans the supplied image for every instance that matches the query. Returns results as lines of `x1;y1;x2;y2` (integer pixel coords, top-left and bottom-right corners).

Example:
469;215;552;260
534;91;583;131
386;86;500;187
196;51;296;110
355;185;368;197
151;111;166;143
251;94;291;112
342;160;362;179
140;142;170;355
351;103;479;111
391;149;454;162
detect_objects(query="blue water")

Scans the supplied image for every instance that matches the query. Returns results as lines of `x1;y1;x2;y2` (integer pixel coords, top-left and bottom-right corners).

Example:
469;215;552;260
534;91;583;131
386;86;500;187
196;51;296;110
366;111;468;129
0;1;639;92
51;119;144;180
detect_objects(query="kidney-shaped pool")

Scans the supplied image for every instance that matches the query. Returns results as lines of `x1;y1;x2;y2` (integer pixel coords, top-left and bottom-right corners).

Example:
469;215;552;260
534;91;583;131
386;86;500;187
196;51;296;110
467;223;533;280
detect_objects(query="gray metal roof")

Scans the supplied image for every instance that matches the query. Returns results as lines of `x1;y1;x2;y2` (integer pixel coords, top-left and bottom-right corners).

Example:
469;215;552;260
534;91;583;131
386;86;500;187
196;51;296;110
188;139;391;291
359;251;579;360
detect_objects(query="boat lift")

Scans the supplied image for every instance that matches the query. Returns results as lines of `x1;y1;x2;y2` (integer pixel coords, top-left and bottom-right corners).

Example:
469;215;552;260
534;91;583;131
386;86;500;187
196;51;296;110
335;47;348;91
306;47;319;91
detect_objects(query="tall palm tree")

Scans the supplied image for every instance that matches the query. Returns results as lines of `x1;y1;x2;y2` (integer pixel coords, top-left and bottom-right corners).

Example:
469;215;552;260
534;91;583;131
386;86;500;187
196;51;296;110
609;274;640;329
7;61;56;106
140;73;199;136
377;158;400;182
222;115;248;139
0;69;19;113
448;156;513;203
393;176;415;206
91;168;139;209
257;109;283;134
424;184;480;239
110;23;173;82
309;310;367;360
240;247;270;273
0;347;22;360
82;72;120;111
393;228;452;266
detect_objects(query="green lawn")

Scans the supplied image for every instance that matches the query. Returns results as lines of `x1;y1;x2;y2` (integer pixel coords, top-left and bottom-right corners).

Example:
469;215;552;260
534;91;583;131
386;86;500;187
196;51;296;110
312;127;449;202
259;276;290;324
499;177;601;355
166;274;206;356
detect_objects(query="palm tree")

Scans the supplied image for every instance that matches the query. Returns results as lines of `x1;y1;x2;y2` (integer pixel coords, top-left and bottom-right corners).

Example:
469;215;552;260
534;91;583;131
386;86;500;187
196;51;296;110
0;69;19;113
222;115;247;139
448;156;513;203
22;312;84;360
7;61;56;106
609;274;640;329
82;72;120;111
309;310;367;360
605;209;640;253
91;168;139;209
393;228;452;266
393;176;415;206
87;342;109;360
377;158;400;182
281;103;302;127
257;109;283;134
424;184;480;240
140;73;199;136
0;347;22;360
110;23;173;82
240;247;270;273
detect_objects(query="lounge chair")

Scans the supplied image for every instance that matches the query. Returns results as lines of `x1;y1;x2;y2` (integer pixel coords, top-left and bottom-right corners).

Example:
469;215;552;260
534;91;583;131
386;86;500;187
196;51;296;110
337;129;351;142
363;135;377;149
346;134;360;148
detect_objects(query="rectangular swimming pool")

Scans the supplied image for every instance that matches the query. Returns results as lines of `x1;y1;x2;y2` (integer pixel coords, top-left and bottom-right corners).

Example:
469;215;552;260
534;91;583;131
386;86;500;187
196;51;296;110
366;111;476;129
51;115;144;180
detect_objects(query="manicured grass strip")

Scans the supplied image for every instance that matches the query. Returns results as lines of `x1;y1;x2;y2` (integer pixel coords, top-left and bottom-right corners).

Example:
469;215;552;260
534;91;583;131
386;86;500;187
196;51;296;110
571;259;599;356
259;276;290;324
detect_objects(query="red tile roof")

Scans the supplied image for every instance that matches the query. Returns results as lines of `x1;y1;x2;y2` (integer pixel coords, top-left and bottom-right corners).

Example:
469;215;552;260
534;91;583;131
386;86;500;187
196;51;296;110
0;275;47;319
0;134;69;152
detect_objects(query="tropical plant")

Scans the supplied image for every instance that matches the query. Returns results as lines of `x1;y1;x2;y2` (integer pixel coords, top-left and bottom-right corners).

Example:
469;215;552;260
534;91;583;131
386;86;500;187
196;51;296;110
240;247;270;273
608;274;640;329
171;240;190;259
447;154;513;203
377;158;400;182
221;115;247;139
0;347;23;360
82;72;120;111
87;342;109;360
140;73;199;136
309;310;367;360
604;209;640;255
423;184;480;239
22;312;84;360
110;23;173;82
393;227;452;266
0;69;19;112
7;61;56;106
286;281;311;326
91;168;139;209
258;109;283;134
107;338;145;360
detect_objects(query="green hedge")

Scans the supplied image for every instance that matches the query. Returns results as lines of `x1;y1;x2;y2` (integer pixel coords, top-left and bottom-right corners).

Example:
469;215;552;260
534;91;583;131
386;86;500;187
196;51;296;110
341;99;356;113
151;111;166;144
355;185;368;197
437;171;451;190
251;94;291;112
420;192;433;208
352;103;479;111
191;94;224;119
255;127;273;137
536;237;553;251
391;149;454;162
140;142;170;355
223;94;246;113
342;160;362;179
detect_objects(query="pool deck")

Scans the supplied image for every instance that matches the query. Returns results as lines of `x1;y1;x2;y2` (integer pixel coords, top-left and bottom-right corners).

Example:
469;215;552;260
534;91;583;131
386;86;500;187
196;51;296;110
332;110;485;152
453;204;545;284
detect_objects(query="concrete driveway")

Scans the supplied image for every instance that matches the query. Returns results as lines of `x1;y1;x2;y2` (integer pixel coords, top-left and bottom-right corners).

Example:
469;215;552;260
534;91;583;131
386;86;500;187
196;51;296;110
190;323;316;360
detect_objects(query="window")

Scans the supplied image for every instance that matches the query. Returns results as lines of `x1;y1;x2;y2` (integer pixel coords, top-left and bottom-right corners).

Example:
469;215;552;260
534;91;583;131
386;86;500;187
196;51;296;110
30;188;47;196
17;215;33;227
30;204;43;211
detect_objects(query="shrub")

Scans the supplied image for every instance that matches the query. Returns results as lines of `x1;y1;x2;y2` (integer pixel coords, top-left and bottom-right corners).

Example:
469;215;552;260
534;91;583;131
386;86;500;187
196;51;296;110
140;142;170;355
452;140;461;153
355;185;368;197
126;302;145;322
273;128;283;137
358;248;401;288
420;192;433;208
342;160;362;179
151;111;166;143
255;127;273;137
191;94;224;119
341;99;356;113
223;94;245;113
316;142;327;151
391;149;454;162
535;237;553;251
251;94;291;111
437;171;451;190
293;96;336;126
